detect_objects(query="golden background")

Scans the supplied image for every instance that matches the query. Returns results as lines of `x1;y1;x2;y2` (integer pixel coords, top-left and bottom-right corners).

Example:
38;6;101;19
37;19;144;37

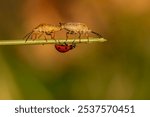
0;0;150;99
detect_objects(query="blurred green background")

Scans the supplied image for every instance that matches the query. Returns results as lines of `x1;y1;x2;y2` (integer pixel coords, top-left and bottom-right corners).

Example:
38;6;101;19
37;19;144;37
0;0;150;99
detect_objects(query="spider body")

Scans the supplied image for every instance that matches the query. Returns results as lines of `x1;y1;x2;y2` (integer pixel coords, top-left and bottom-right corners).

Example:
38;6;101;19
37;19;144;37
59;22;102;42
55;42;76;53
24;24;61;42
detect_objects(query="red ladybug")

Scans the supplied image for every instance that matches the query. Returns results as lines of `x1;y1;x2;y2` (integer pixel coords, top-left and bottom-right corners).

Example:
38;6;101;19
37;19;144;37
55;42;76;53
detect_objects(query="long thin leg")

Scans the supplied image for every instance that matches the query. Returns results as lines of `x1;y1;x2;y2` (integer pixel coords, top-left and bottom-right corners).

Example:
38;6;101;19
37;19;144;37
70;31;76;42
66;32;70;42
51;32;57;43
39;33;46;45
85;33;89;43
34;33;38;40
37;33;43;39
43;33;47;42
51;32;55;39
31;33;38;41
66;31;76;42
31;33;35;40
24;32;30;39
24;31;34;42
78;33;81;43
72;39;76;48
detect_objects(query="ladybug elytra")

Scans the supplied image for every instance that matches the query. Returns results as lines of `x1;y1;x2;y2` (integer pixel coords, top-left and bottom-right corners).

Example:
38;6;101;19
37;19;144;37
55;42;76;53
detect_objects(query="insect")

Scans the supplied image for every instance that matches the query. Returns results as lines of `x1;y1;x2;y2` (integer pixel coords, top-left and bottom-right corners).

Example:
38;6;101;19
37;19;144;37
55;42;76;53
59;22;103;42
24;24;61;42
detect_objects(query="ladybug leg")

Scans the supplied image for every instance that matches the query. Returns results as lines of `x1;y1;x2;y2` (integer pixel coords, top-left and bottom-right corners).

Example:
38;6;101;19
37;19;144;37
63;42;68;46
55;37;61;45
55;39;62;45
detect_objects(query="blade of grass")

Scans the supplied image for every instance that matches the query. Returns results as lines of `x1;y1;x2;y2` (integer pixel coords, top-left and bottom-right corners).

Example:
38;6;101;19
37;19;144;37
0;38;107;46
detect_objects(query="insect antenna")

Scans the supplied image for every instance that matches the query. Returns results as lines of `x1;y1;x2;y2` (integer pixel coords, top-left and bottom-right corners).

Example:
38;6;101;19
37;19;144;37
91;31;103;38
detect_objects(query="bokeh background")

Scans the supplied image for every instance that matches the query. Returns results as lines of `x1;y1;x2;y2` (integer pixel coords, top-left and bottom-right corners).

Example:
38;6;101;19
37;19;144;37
0;0;150;99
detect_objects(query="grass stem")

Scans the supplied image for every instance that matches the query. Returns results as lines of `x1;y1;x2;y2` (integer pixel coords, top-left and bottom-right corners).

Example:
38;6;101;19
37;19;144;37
0;38;107;46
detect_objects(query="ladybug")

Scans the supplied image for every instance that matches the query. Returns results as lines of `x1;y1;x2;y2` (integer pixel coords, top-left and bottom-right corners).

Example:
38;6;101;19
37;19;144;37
55;42;76;53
